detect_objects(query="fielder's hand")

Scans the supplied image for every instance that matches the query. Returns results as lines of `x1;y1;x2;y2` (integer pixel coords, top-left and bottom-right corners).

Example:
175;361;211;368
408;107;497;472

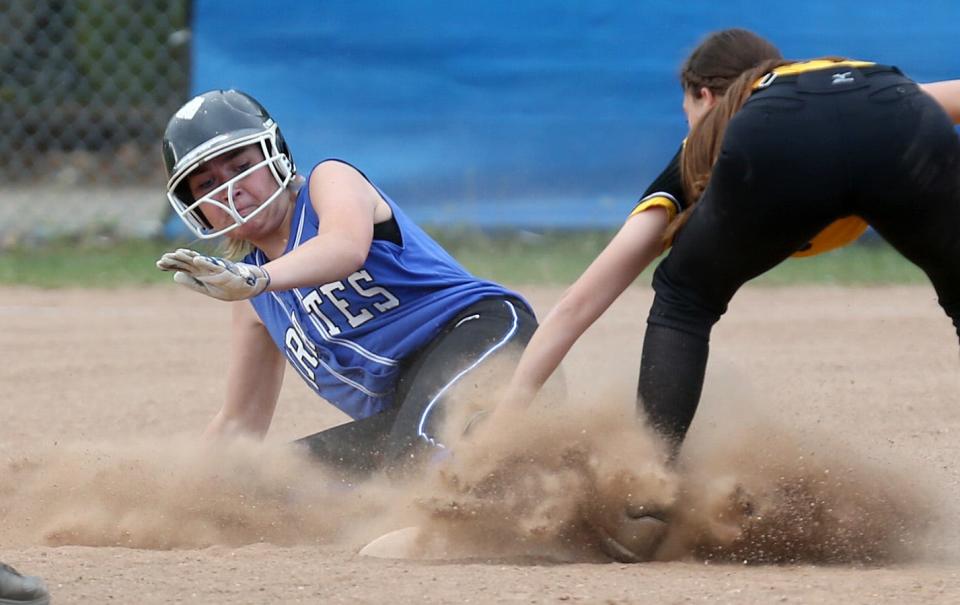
156;248;271;301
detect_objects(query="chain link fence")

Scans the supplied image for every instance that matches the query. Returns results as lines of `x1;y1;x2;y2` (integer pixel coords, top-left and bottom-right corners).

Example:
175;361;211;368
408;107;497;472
1;0;190;244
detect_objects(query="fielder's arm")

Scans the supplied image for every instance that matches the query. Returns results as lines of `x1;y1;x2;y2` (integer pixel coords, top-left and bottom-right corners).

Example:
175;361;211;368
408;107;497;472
496;207;670;411
203;300;286;440
920;79;960;124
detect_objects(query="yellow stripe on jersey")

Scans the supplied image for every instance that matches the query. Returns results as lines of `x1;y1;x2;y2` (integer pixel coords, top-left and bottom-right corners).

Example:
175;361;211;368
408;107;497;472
753;59;876;89
629;195;678;222
791;216;869;258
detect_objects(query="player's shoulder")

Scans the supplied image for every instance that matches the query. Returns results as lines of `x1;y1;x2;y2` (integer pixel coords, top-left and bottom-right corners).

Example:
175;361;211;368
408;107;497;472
306;159;378;199
311;158;362;179
309;158;381;189
640;143;685;205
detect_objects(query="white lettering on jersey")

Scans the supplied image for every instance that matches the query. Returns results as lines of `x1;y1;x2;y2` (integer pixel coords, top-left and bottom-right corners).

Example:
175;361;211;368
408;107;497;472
320;282;374;328
301;290;342;335
349;270;400;312
285;326;318;380
300;269;400;331
283;310;387;399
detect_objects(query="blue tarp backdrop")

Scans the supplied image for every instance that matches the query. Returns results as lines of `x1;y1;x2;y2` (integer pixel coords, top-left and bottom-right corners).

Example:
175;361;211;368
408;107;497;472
190;1;960;229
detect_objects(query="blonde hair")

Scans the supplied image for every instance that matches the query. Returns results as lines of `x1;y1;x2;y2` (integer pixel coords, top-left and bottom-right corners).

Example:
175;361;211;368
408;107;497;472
222;238;253;260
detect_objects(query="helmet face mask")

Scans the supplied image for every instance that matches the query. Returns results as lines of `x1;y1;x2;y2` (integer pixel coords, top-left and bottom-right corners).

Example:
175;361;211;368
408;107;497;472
163;90;296;239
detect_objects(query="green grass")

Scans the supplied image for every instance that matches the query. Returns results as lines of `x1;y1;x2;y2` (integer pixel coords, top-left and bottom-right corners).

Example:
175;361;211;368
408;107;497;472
0;232;926;288
433;229;927;286
752;241;927;286
431;229;620;285
0;239;176;288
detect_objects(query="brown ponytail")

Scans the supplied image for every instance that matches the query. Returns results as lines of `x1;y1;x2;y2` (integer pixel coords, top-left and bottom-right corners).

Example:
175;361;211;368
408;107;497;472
664;57;789;245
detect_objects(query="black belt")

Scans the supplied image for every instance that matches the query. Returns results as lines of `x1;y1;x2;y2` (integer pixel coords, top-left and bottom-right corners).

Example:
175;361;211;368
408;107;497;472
754;63;903;93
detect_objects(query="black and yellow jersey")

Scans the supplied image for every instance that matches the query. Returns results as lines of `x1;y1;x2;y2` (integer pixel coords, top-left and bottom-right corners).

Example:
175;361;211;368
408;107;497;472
629;59;879;258
629;144;685;223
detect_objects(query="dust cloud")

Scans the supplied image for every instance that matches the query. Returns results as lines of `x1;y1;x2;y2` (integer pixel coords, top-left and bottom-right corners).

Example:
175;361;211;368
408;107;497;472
661;426;937;564
0;383;944;565
400;392;940;564
0;437;398;549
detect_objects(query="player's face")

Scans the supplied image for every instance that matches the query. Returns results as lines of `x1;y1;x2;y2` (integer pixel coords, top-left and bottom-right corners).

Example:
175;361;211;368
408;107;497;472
682;87;717;129
187;144;288;240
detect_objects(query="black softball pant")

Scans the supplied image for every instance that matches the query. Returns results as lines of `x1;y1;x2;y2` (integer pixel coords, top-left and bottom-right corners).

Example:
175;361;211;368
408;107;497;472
296;296;537;477
638;67;960;449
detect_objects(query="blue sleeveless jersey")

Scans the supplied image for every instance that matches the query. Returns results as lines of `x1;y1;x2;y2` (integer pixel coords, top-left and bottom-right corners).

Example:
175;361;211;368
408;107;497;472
244;161;531;421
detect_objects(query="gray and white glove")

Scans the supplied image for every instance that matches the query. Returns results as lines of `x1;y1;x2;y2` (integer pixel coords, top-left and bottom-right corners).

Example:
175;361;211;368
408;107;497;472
156;248;271;301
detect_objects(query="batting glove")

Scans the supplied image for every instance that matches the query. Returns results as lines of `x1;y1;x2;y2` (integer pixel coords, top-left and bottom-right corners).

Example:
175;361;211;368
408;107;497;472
156;248;271;301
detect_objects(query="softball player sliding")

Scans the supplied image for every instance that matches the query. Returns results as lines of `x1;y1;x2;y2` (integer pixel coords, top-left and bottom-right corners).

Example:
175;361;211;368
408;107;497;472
156;90;536;477
492;29;960;561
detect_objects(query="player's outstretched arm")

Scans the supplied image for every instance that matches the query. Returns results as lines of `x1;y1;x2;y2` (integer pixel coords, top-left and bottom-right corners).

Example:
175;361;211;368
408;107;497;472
157;162;382;300
495;207;670;412
203;301;286;440
920;79;960;124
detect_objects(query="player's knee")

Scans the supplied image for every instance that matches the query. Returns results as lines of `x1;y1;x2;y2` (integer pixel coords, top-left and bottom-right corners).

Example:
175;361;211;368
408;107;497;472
648;268;724;339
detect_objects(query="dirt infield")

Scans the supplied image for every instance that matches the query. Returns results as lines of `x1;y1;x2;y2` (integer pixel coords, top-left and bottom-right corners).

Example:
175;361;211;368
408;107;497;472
3;284;960;604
